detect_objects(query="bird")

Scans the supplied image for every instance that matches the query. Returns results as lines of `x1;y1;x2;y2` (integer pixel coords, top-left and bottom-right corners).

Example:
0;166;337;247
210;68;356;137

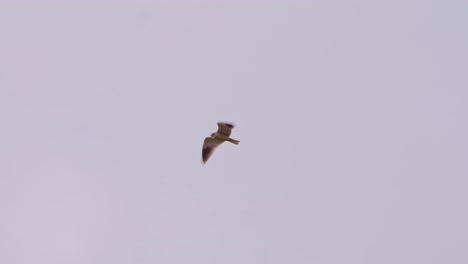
202;122;240;164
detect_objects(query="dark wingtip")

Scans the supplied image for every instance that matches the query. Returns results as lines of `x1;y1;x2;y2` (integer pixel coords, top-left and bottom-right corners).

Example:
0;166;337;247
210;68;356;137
202;147;211;164
219;122;235;128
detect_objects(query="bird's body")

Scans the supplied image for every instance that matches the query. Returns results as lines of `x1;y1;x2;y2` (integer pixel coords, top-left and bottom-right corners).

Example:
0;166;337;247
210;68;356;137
210;132;240;144
202;122;240;164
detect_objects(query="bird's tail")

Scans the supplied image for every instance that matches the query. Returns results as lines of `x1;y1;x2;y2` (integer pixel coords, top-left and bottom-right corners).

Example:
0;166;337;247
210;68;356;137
227;138;240;145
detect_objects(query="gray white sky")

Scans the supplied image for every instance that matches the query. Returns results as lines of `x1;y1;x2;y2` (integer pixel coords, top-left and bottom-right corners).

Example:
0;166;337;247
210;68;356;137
1;1;467;263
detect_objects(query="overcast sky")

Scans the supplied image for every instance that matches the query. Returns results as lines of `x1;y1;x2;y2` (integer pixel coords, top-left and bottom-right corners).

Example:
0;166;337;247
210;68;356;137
1;1;467;264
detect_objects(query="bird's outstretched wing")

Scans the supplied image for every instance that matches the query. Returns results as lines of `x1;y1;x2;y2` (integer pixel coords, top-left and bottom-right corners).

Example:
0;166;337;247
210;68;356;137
202;137;223;164
217;122;235;137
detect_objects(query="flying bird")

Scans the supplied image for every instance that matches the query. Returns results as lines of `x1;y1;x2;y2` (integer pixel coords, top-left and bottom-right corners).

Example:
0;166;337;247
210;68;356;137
202;122;240;164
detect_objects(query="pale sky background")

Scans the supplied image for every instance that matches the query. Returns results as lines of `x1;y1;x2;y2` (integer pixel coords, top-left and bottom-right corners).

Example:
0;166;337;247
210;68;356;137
1;1;467;264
